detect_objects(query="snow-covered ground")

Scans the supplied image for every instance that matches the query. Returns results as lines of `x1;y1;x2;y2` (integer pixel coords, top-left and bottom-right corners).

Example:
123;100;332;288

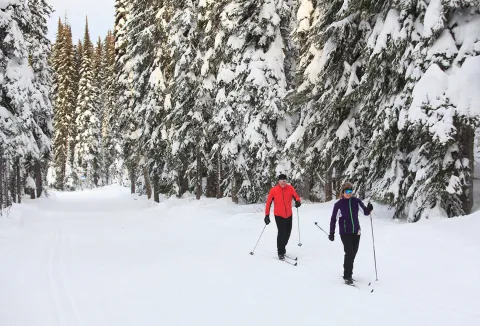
0;185;479;326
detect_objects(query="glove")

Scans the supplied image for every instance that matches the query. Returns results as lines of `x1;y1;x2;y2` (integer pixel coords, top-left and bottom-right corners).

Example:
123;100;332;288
264;215;271;225
367;202;373;211
295;201;301;208
328;233;334;241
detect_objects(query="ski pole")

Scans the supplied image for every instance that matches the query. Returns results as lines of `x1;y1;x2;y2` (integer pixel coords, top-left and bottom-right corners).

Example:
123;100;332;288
297;207;302;246
370;212;379;281
314;222;329;236
249;225;267;255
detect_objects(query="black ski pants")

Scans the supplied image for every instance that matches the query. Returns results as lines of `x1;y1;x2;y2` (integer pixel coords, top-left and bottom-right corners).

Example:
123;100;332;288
275;216;292;255
340;234;361;279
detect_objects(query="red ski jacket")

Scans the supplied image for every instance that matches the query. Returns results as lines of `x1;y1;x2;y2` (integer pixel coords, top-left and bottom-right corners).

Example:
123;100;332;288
265;184;301;218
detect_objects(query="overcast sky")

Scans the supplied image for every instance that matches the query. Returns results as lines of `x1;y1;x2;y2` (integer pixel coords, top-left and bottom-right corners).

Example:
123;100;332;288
47;0;115;43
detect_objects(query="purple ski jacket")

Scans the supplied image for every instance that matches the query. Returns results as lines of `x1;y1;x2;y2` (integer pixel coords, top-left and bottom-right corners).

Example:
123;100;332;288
330;197;371;235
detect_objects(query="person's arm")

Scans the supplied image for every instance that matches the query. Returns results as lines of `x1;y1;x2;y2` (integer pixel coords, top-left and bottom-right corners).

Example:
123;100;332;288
265;189;274;216
292;186;301;207
357;198;371;216
292;186;301;203
330;203;339;235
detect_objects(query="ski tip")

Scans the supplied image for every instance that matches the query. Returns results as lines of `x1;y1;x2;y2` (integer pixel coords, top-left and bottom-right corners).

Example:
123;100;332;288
371;289;374;293
294;262;298;266
368;282;371;286
314;222;318;225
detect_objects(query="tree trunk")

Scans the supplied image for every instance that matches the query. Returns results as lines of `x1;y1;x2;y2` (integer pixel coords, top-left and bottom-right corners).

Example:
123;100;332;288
10;161;16;204
196;147;202;200
16;160;21;203
216;151;222;199
28;163;35;199
460;124;475;214
0;153;4;209
94;164;98;187
325;151;333;202
4;158;11;207
35;160;42;198
231;170;239;204
178;161;189;197
333;177;338;199
205;172;215;198
205;153;216;198
130;166;136;194
143;165;152;200
325;174;332;202
153;173;160;203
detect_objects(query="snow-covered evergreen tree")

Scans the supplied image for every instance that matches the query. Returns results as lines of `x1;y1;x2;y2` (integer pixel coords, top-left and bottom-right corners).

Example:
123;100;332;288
93;37;106;186
162;0;199;198
26;0;54;197
52;21;76;190
139;1;176;201
1;0;50;203
208;0;295;203
114;0;133;190
124;0;164;197
102;31;117;185
288;0;480;220
287;0;385;202
68;39;82;180
358;0;480;220
73;18;102;188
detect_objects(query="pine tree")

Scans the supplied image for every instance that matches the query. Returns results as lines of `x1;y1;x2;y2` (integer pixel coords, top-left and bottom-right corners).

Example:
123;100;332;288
53;22;76;190
139;1;176;201
93;37;106;185
114;0;133;190
74;18;102;188
288;0;480;220
50;18;64;117
102;31;117;185
162;0;199;198
26;0;54;198
287;0;386;202
356;0;480;220
0;0;37;203
207;0;295;203
68;39;82;179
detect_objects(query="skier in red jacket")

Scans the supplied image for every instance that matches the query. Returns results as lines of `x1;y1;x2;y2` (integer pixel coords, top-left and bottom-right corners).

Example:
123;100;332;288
265;174;301;260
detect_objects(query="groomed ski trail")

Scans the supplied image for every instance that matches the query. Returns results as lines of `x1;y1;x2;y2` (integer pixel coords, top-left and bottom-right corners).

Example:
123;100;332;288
0;185;478;326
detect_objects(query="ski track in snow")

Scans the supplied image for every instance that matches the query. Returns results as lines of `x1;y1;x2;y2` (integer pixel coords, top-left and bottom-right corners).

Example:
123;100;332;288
47;212;83;326
0;185;479;326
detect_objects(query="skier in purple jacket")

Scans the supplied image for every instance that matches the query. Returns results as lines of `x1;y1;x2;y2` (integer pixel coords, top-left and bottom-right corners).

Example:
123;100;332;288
329;182;373;285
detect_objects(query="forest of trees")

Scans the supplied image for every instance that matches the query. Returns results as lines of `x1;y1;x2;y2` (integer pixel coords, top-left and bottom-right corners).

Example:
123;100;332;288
49;17;116;191
1;0;53;210
2;0;480;221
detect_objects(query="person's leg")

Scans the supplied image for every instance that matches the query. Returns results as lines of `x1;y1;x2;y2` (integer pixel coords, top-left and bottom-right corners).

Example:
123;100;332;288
352;234;361;276
340;234;354;279
353;235;361;259
284;216;293;249
275;216;287;256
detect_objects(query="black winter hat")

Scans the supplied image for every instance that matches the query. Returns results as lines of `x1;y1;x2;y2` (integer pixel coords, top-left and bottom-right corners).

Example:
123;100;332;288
278;174;287;180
